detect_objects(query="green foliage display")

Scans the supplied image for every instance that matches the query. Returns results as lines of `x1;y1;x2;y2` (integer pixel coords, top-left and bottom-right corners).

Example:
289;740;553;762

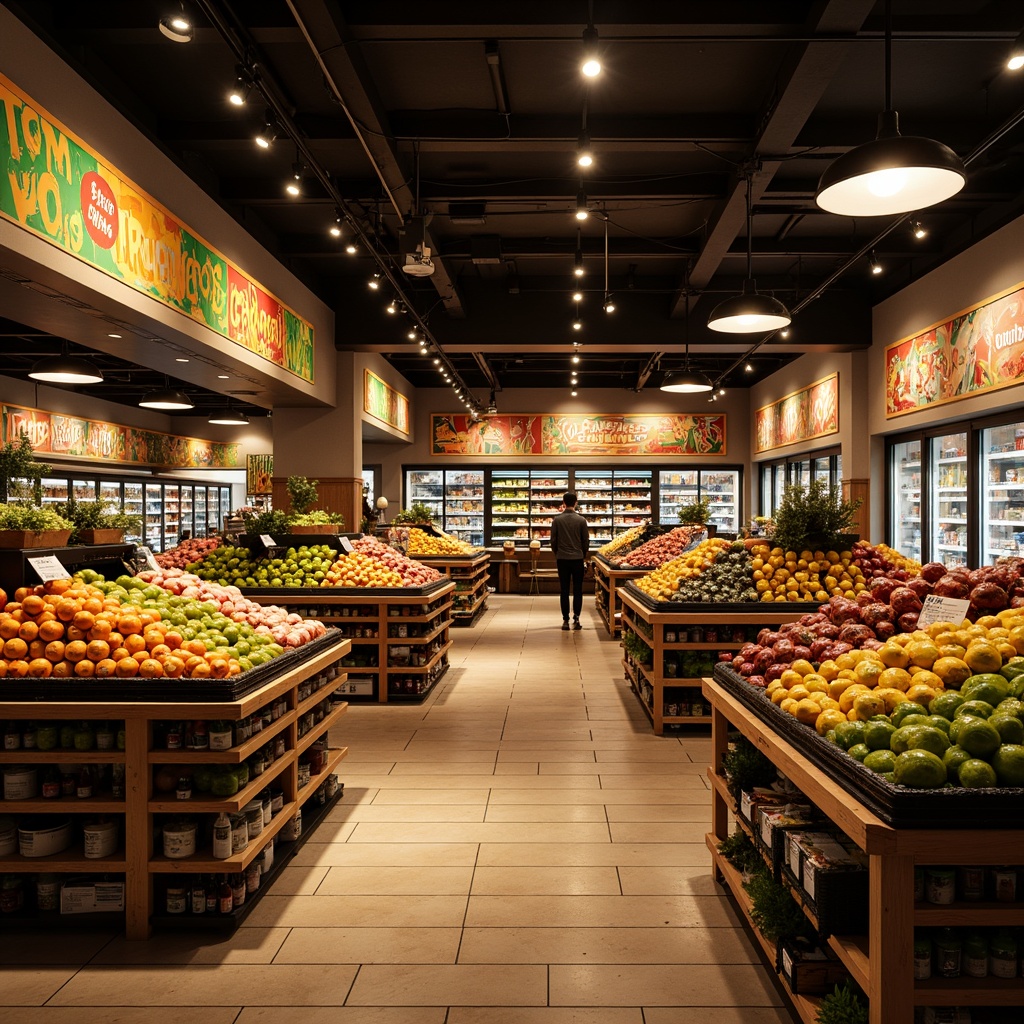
286;475;320;516
240;508;291;536
0;502;73;532
392;502;437;524
0;429;51;504
290;509;345;527
816;980;869;1024
676;496;712;525
717;828;762;875
721;735;777;799
55;498;141;542
771;478;861;554
621;628;653;665
743;865;812;943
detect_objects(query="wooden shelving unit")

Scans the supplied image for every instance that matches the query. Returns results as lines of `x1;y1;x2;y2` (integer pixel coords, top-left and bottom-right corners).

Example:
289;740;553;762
591;555;650;637
246;582;455;703
0;637;350;939
412;552;490;626
704;675;1024;1023
618;589;804;734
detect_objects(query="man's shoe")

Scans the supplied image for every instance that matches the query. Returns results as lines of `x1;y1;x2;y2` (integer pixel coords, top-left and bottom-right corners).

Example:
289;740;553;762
561;620;570;630
573;619;582;630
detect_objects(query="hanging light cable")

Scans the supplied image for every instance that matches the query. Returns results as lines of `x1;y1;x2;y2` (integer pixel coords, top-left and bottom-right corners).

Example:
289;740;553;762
663;265;713;393
602;216;615;313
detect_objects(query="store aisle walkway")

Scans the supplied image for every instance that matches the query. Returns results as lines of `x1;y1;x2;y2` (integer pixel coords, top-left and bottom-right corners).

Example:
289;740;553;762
3;596;792;1024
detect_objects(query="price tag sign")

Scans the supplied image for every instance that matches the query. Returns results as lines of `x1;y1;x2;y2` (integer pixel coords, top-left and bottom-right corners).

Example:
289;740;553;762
260;534;278;549
339;536;355;554
27;555;72;583
917;594;971;628
135;545;161;571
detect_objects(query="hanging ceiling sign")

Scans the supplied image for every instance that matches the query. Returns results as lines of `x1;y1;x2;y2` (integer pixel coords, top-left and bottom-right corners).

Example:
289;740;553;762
886;280;1024;418
431;413;726;456
0;73;315;383
2;404;240;470
755;373;839;453
363;370;410;434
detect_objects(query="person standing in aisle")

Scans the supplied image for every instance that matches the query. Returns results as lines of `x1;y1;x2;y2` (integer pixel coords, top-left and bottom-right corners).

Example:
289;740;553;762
549;490;589;630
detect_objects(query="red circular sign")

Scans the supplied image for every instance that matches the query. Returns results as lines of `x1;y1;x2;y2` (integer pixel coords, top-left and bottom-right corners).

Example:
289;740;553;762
80;171;119;249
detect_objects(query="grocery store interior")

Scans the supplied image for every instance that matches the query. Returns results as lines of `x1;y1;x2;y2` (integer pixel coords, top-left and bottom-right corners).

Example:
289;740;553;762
4;3;1024;1023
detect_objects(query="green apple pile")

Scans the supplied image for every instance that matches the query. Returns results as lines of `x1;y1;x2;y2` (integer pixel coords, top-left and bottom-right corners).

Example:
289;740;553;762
187;544;338;588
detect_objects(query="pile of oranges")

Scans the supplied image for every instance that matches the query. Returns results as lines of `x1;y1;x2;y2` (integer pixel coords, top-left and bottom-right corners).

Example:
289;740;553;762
0;579;239;680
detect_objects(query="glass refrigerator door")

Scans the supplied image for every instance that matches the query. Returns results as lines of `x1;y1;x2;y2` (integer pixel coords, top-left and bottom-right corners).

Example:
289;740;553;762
611;469;652;535
529;470;568;544
99;480;121;505
123;482;143;544
490;469;531;544
405;469;444;521
443;470;484;546
178;485;194;540
932;431;969;568
145;484;163;550
658;470;698;525
573;470;613;544
982;421;1024;565
163;485;180;551
701;470;740;533
194;487;207;538
891;441;922;564
72;479;97;500
39;476;69;506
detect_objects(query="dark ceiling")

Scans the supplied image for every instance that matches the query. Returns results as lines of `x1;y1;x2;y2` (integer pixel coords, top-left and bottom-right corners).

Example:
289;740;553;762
4;0;1024;412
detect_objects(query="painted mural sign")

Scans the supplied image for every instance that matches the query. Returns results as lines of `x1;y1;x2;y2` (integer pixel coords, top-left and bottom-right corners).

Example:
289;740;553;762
431;413;726;456
247;454;273;495
0;72;314;382
755;374;839;453
2;405;239;469
363;370;410;434
885;281;1024;417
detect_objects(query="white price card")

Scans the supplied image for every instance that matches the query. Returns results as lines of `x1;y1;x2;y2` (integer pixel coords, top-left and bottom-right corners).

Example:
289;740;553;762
917;593;971;628
27;555;72;582
134;545;161;571
339;536;355;553
260;534;277;548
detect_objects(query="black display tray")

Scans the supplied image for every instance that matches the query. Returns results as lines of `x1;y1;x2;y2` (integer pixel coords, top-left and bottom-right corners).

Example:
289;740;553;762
712;663;1024;828
621;582;773;614
236;533;361;550
238;579;454;599
2;630;346;704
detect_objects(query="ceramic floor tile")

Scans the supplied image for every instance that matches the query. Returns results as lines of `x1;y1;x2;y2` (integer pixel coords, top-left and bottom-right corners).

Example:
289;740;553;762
643;1010;794;1024
466;894;740;928
0;930;116;965
367;789;491;804
458;925;758;964
290;841;480;866
496;749;597;762
90;929;290;965
236;1010;446;1024
272;926;461;964
349;821;611;844
483;805;607;822
387;762;498;775
618;865;724;896
346;964;547;1006
2;967;80;1005
8;1011;240;1024
332;804;486;822
471;865;621;895
448;1011;641;1024
550;964;782;1007
605;805;711;821
609;822;710;843
48;964;359;1006
477;843;711;867
315;865;474;895
486;790;704;805
238;894;468;929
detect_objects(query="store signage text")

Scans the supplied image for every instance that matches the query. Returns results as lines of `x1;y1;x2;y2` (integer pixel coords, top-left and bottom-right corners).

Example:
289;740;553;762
0;73;315;383
755;374;839;453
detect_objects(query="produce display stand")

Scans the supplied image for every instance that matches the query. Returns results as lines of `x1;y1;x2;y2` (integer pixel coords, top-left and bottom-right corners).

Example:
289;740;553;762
591;554;652;637
618;587;804;734
410;552;490;626
245;580;456;703
704;674;1024;1024
0;636;350;940
0;543;135;595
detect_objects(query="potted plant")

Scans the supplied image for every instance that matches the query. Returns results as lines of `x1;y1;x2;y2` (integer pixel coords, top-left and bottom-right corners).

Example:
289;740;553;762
771;478;862;554
0;429;50;505
0;502;73;548
56;498;141;545
391;502;437;526
285;476;345;534
676;496;716;536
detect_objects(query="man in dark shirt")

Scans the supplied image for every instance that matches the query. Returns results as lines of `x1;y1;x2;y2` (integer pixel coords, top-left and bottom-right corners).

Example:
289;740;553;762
549;490;590;630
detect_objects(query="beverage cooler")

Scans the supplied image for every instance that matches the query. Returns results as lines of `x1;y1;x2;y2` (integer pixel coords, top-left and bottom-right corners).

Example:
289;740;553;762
659;469;741;533
573;470;652;545
489;469;568;544
405;469;485;545
982;420;1024;564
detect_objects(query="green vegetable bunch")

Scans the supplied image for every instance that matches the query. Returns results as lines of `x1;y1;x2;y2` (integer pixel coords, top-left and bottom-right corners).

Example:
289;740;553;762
721;735;777;799
816;981;869;1024
392;502;437;524
622;628;653;665
290;509;345;527
0;502;73;532
240;508;291;536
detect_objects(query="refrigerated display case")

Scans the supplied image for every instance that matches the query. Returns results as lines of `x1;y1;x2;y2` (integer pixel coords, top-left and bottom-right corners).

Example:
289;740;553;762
659;470;740;532
573;471;613;544
123;482;144;544
658;470;699;525
404;470;485;545
406;469;444;522
890;440;922;564
206;486;223;537
933;431;969;568
611;470;652;534
179;484;194;540
982;420;1024;564
38;476;69;505
72;478;98;500
527;470;569;544
145;483;163;550
490;470;531;543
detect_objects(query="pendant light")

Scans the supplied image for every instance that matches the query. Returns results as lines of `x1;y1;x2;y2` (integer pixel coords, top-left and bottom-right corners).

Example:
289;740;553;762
707;175;791;334
815;0;965;216
139;380;194;410
208;406;250;425
29;344;103;384
663;273;713;393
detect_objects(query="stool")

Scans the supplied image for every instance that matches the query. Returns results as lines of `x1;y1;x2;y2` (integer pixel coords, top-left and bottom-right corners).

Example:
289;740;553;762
525;548;559;594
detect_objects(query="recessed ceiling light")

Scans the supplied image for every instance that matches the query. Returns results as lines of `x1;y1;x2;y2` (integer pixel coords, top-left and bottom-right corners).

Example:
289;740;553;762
217;374;230;379
345;243;357;254
107;333;122;339
175;357;190;363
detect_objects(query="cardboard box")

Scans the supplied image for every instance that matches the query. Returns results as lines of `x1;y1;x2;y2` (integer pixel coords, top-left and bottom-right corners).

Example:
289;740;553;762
60;878;125;914
777;935;849;994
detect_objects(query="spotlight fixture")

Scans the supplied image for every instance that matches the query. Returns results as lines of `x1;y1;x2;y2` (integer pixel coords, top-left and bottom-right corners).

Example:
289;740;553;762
487;390;497;414
407;329;418;341
571;353;581;364
576;131;593;168
255;122;275;149
285;162;303;197
29;351;104;384
1009;30;1024;71
107;333;122;339
227;72;250;107
603;295;615;314
708;175;791;334
869;251;883;275
368;273;381;290
386;299;398;315
345;242;357;254
719;388;726;396
158;10;193;43
573;250;585;278
575;189;589;221
572;290;584;302
433;357;441;365
217;374;230;379
139;387;194;410
328;214;344;238
572;318;583;331
571;389;578;397
779;327;791;338
208;407;249;426
580;25;602;78
815;0;965;216
744;363;754;373
910;218;927;239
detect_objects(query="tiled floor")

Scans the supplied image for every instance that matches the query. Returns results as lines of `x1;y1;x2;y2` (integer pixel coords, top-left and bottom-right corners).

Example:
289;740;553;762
2;595;793;1024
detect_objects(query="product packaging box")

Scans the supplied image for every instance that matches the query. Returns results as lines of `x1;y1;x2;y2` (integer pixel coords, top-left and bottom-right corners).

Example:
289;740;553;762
60;877;125;914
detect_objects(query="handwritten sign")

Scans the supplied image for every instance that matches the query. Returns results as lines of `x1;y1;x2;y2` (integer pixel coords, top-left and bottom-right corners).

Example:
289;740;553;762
27;555;71;582
917;594;971;629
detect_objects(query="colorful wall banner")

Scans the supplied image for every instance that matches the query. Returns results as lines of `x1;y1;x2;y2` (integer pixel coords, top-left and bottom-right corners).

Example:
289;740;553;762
885;281;1024;417
2;405;239;470
246;454;273;494
755;374;839;453
0;73;315;382
431;413;726;457
363;370;410;434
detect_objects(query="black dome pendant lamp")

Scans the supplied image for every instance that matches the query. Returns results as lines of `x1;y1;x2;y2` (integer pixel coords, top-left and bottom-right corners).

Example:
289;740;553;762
707;174;791;334
815;0;966;216
662;271;713;394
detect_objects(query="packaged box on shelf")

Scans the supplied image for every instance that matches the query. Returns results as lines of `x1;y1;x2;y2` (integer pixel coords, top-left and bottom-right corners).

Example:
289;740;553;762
784;830;869;934
333;677;374;696
61;877;125;914
738;788;787;831
756;803;816;876
776;935;849;994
